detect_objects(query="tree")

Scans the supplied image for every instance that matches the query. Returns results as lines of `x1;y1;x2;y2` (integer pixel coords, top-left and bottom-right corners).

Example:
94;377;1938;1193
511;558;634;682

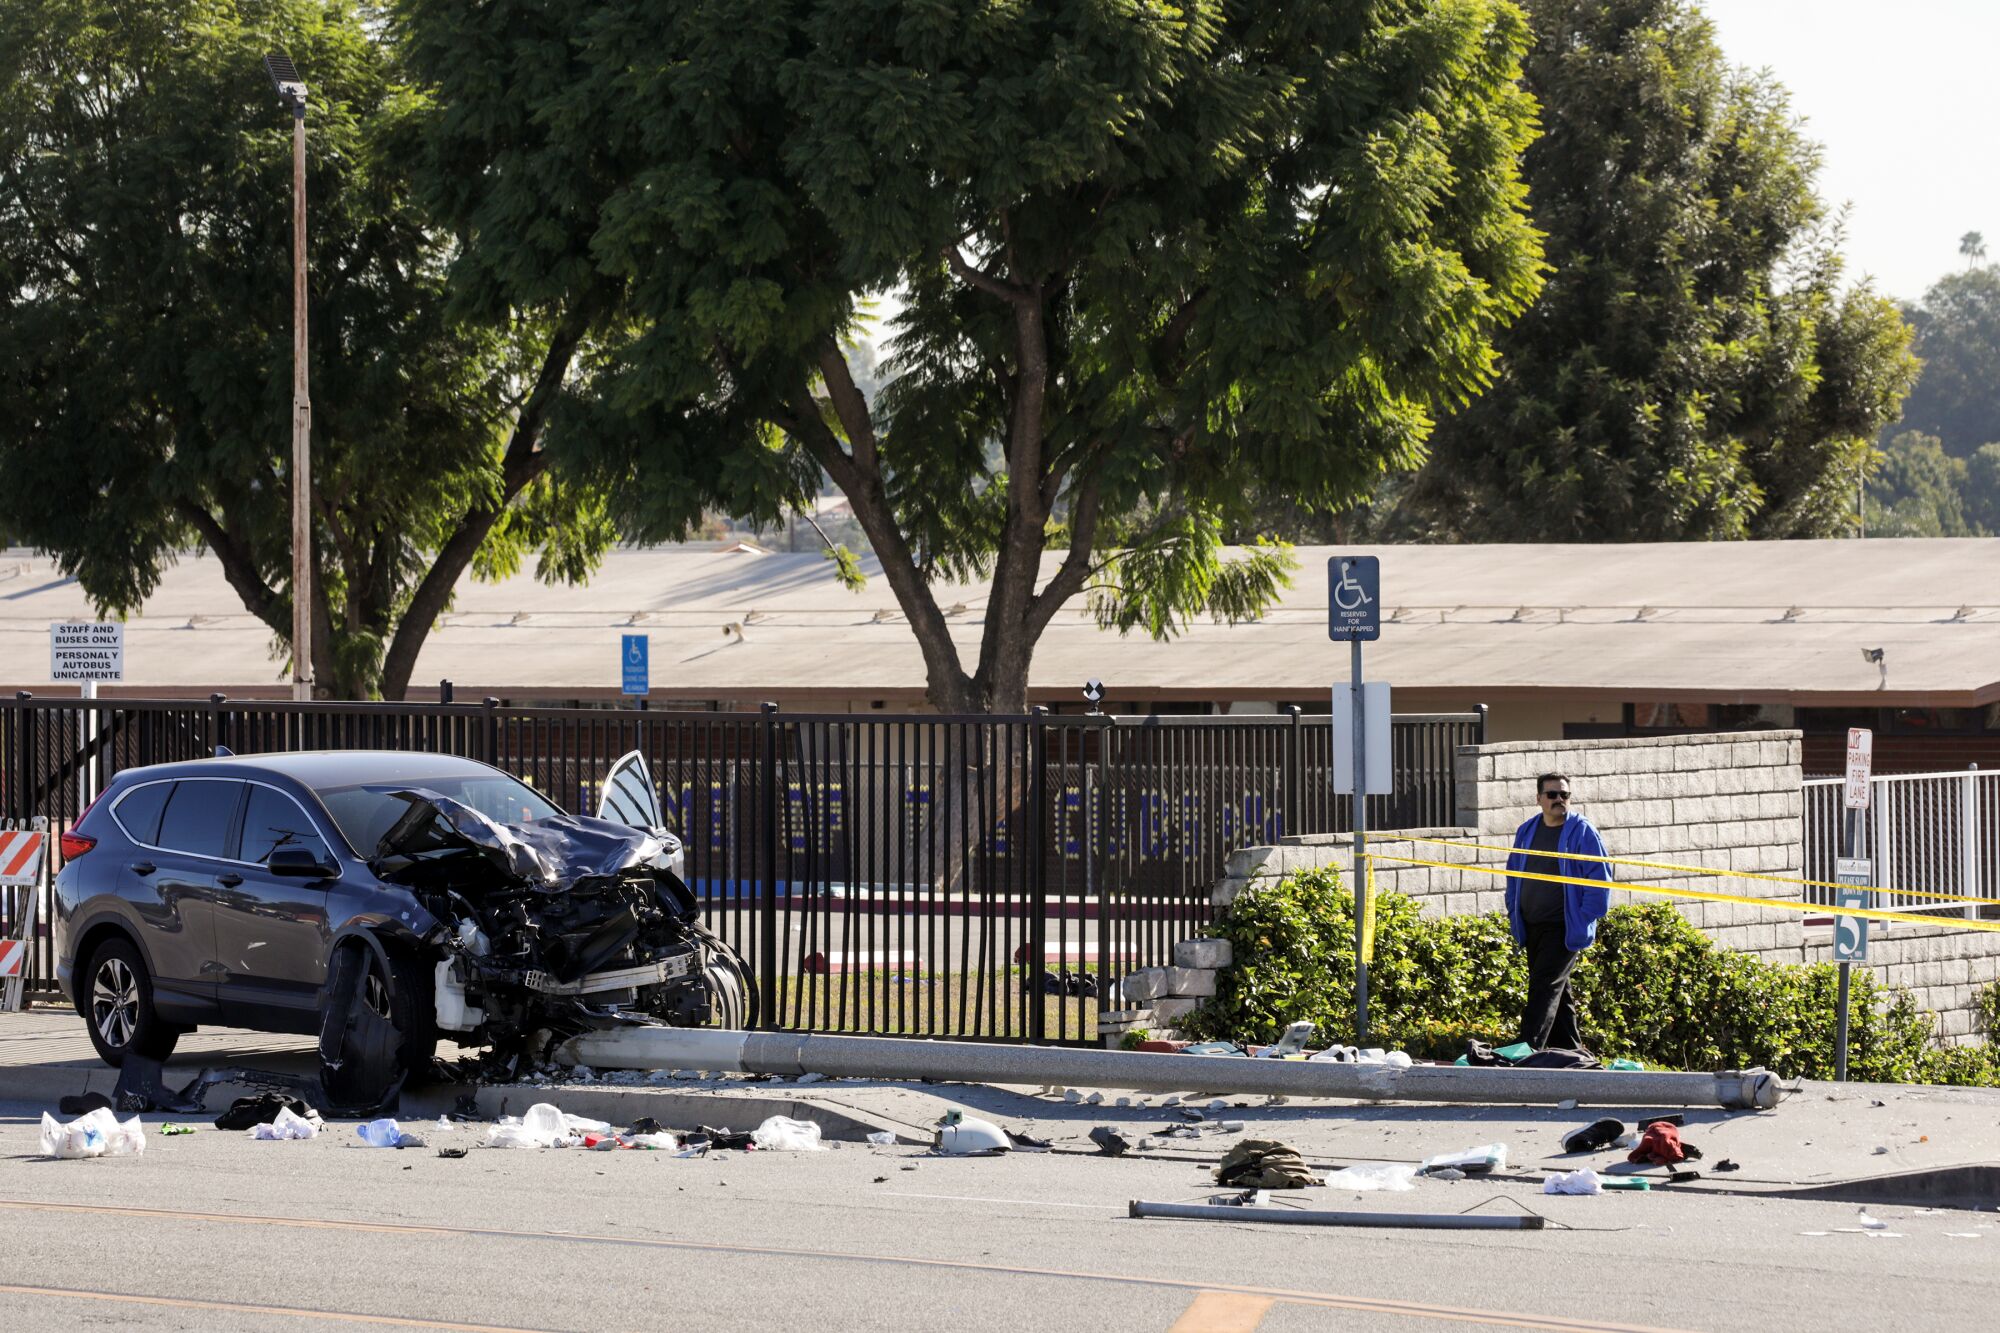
1963;231;1987;266
397;0;1547;714
1963;443;2000;535
1392;0;1916;542
1899;266;2000;459
1866;432;1972;537
0;0;607;698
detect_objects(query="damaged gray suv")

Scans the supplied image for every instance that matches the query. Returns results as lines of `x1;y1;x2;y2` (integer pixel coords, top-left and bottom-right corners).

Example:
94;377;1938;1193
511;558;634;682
53;750;753;1101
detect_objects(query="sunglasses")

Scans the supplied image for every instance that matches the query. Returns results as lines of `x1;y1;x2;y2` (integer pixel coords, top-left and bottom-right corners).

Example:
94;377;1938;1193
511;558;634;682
1541;790;1571;800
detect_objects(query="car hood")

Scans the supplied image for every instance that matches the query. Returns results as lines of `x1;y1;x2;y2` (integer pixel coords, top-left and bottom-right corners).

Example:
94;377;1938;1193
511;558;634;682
374;789;683;891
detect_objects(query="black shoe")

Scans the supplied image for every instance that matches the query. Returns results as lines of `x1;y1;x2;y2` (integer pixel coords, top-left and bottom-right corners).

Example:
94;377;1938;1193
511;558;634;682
1562;1117;1625;1154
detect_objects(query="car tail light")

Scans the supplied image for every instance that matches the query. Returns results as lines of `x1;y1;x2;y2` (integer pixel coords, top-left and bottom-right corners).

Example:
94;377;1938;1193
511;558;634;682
58;793;102;863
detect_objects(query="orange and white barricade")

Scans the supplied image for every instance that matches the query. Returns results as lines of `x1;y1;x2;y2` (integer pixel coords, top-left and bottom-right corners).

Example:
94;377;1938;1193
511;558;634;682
0;826;47;1012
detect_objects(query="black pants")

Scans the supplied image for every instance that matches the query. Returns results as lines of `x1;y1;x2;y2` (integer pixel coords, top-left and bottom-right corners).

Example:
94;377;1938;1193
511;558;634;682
1519;922;1582;1051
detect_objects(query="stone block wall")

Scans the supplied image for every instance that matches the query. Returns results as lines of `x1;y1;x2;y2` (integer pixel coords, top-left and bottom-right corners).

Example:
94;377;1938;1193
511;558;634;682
1202;729;2000;1047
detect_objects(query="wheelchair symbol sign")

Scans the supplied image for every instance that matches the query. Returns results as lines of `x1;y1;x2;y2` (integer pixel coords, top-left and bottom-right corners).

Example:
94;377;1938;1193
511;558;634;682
621;633;650;696
1327;556;1380;641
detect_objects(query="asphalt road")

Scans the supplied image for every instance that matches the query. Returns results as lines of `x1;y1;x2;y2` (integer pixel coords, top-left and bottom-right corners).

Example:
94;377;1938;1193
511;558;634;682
4;1097;1996;1332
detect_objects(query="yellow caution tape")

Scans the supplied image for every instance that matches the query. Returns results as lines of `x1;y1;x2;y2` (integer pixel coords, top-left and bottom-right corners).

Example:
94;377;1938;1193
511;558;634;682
1386;833;2000;912
1362;850;2000;934
1362;861;1378;964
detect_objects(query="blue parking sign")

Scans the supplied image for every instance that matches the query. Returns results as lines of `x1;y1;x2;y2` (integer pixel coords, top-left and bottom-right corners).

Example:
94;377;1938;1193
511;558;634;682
1327;556;1380;641
621;634;649;696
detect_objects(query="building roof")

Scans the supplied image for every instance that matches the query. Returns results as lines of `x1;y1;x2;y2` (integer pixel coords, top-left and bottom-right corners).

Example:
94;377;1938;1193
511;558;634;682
2;539;1996;706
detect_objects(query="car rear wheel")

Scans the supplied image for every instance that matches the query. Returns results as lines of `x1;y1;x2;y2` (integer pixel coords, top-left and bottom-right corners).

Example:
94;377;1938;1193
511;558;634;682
80;938;180;1068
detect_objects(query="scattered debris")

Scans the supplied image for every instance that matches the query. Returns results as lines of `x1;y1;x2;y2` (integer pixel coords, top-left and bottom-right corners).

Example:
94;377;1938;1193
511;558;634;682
796;1072;827;1085
751;1116;825;1151
214;1093;320;1132
1627;1122;1701;1167
1089;1127;1132;1157
1005;1130;1053;1152
1601;1177;1651;1192
1085;1091;1105;1106
437;1147;470;1159
1556;1099;1578;1110
1322;1163;1419;1192
866;1131;896;1146
1562;1118;1625;1154
40;1108;146;1159
159;1124;195;1137
1715;1158;1740;1172
1418;1143;1507;1177
252;1108;321;1141
1858;1210;1890;1231
1130;1200;1543;1230
1214;1139;1322;1189
1255;1021;1315;1058
1063;1089;1083;1104
933;1112;1010;1156
1425;1167;1466;1181
1544;1169;1603;1196
357;1118;425;1149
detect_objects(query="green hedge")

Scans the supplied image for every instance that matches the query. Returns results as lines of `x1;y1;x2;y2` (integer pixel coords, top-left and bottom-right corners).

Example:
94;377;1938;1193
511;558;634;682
1181;868;2000;1086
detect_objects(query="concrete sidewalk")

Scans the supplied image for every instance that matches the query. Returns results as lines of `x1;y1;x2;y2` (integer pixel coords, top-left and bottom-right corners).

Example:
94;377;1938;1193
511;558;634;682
7;1009;1997;1207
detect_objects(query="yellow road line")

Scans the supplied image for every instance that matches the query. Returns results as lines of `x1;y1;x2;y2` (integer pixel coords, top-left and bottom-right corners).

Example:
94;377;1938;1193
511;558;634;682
0;1197;1694;1333
1170;1290;1273;1332
1365;851;2000;932
0;1284;557;1332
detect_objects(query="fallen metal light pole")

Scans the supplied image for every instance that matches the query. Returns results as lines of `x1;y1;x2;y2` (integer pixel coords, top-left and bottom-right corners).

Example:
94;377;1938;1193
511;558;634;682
554;1028;1781;1110
1128;1200;1545;1229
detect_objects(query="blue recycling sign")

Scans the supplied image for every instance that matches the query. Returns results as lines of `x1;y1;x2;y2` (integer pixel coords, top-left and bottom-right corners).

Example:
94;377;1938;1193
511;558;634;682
1327;556;1381;641
621;633;649;697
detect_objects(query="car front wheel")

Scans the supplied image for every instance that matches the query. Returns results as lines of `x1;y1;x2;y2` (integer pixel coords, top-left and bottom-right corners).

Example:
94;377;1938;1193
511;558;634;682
81;938;181;1067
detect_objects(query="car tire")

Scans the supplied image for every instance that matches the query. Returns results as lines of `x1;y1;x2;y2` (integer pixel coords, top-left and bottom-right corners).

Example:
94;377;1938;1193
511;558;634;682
321;944;437;1106
703;939;758;1030
80;937;180;1068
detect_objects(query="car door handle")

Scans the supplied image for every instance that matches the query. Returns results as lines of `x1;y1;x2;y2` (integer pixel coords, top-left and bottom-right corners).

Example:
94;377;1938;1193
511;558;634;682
132;862;155;876
216;873;244;887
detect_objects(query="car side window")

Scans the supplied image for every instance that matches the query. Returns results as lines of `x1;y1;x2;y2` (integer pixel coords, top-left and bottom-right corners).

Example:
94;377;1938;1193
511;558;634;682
240;784;333;867
155;780;242;859
111;782;173;846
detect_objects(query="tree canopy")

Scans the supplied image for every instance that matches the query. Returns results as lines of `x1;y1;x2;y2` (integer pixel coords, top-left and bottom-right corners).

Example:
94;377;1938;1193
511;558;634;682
398;0;1548;712
1898;265;2000;460
0;0;606;698
1386;0;1917;542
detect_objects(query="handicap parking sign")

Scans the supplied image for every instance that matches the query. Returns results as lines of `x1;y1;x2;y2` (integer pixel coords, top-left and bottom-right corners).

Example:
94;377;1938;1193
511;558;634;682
621;634;649;697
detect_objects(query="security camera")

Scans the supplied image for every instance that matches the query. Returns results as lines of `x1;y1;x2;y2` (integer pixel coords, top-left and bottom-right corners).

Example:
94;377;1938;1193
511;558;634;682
1861;647;1884;664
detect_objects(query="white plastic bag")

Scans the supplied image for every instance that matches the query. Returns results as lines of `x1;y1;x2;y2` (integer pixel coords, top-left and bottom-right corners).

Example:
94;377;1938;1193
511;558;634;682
1419;1143;1508;1176
751;1115;825;1151
1543;1168;1603;1196
484;1102;590;1149
252;1107;319;1141
626;1132;681;1151
39;1108;146;1159
1321;1162;1418;1192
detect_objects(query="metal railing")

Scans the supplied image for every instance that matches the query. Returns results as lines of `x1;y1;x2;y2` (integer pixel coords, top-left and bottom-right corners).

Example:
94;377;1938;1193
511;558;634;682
0;695;1483;1041
1802;768;1997;916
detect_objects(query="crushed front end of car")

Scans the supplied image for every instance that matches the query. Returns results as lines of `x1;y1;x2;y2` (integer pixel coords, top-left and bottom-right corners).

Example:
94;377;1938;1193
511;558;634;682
369;789;755;1066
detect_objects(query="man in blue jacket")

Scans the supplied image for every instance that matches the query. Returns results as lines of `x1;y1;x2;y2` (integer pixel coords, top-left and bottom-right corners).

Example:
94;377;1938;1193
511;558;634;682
1505;772;1613;1052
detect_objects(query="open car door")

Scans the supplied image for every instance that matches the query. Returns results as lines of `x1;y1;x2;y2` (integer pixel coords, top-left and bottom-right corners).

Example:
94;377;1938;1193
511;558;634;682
598;750;665;831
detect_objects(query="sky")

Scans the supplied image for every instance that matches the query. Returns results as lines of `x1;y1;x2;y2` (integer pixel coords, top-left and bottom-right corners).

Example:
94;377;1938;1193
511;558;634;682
1701;0;1997;303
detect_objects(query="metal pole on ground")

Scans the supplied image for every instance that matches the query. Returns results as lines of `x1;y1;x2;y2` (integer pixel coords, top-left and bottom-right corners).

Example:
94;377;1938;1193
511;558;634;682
1835;805;1859;1082
554;1026;1783;1109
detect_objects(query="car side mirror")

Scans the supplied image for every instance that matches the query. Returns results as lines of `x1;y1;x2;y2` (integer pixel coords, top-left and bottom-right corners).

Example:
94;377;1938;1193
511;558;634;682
268;845;337;879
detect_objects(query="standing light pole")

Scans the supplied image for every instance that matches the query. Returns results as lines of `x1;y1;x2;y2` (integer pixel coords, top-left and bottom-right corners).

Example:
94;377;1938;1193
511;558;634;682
265;53;313;701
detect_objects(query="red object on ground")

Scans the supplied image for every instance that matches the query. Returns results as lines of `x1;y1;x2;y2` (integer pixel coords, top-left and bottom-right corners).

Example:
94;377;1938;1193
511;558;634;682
1628;1122;1687;1166
1135;1039;1190;1053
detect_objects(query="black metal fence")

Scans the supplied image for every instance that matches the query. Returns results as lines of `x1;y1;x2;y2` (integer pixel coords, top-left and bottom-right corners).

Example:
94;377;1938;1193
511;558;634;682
1;696;1482;1043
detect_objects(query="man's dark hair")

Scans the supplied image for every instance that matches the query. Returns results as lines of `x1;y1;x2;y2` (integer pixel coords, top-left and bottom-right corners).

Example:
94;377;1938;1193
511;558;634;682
1536;772;1569;793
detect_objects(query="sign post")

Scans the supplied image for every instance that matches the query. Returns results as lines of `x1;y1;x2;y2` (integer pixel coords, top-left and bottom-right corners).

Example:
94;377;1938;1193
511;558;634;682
1327;556;1382;1040
51;623;123;807
621;634;650;699
1835;727;1873;1082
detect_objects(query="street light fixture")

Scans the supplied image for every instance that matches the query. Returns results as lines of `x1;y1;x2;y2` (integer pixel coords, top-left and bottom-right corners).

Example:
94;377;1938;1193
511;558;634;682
264;53;313;701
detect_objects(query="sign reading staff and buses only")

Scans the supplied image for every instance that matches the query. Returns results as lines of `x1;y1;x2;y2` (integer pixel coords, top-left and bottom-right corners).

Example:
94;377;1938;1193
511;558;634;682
49;622;124;683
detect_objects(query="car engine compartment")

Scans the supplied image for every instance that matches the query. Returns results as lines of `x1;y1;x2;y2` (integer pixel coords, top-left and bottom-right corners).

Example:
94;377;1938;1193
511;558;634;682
369;789;752;1057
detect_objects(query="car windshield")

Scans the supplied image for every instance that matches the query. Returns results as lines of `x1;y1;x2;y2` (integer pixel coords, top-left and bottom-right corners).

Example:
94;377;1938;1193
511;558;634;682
312;774;565;858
